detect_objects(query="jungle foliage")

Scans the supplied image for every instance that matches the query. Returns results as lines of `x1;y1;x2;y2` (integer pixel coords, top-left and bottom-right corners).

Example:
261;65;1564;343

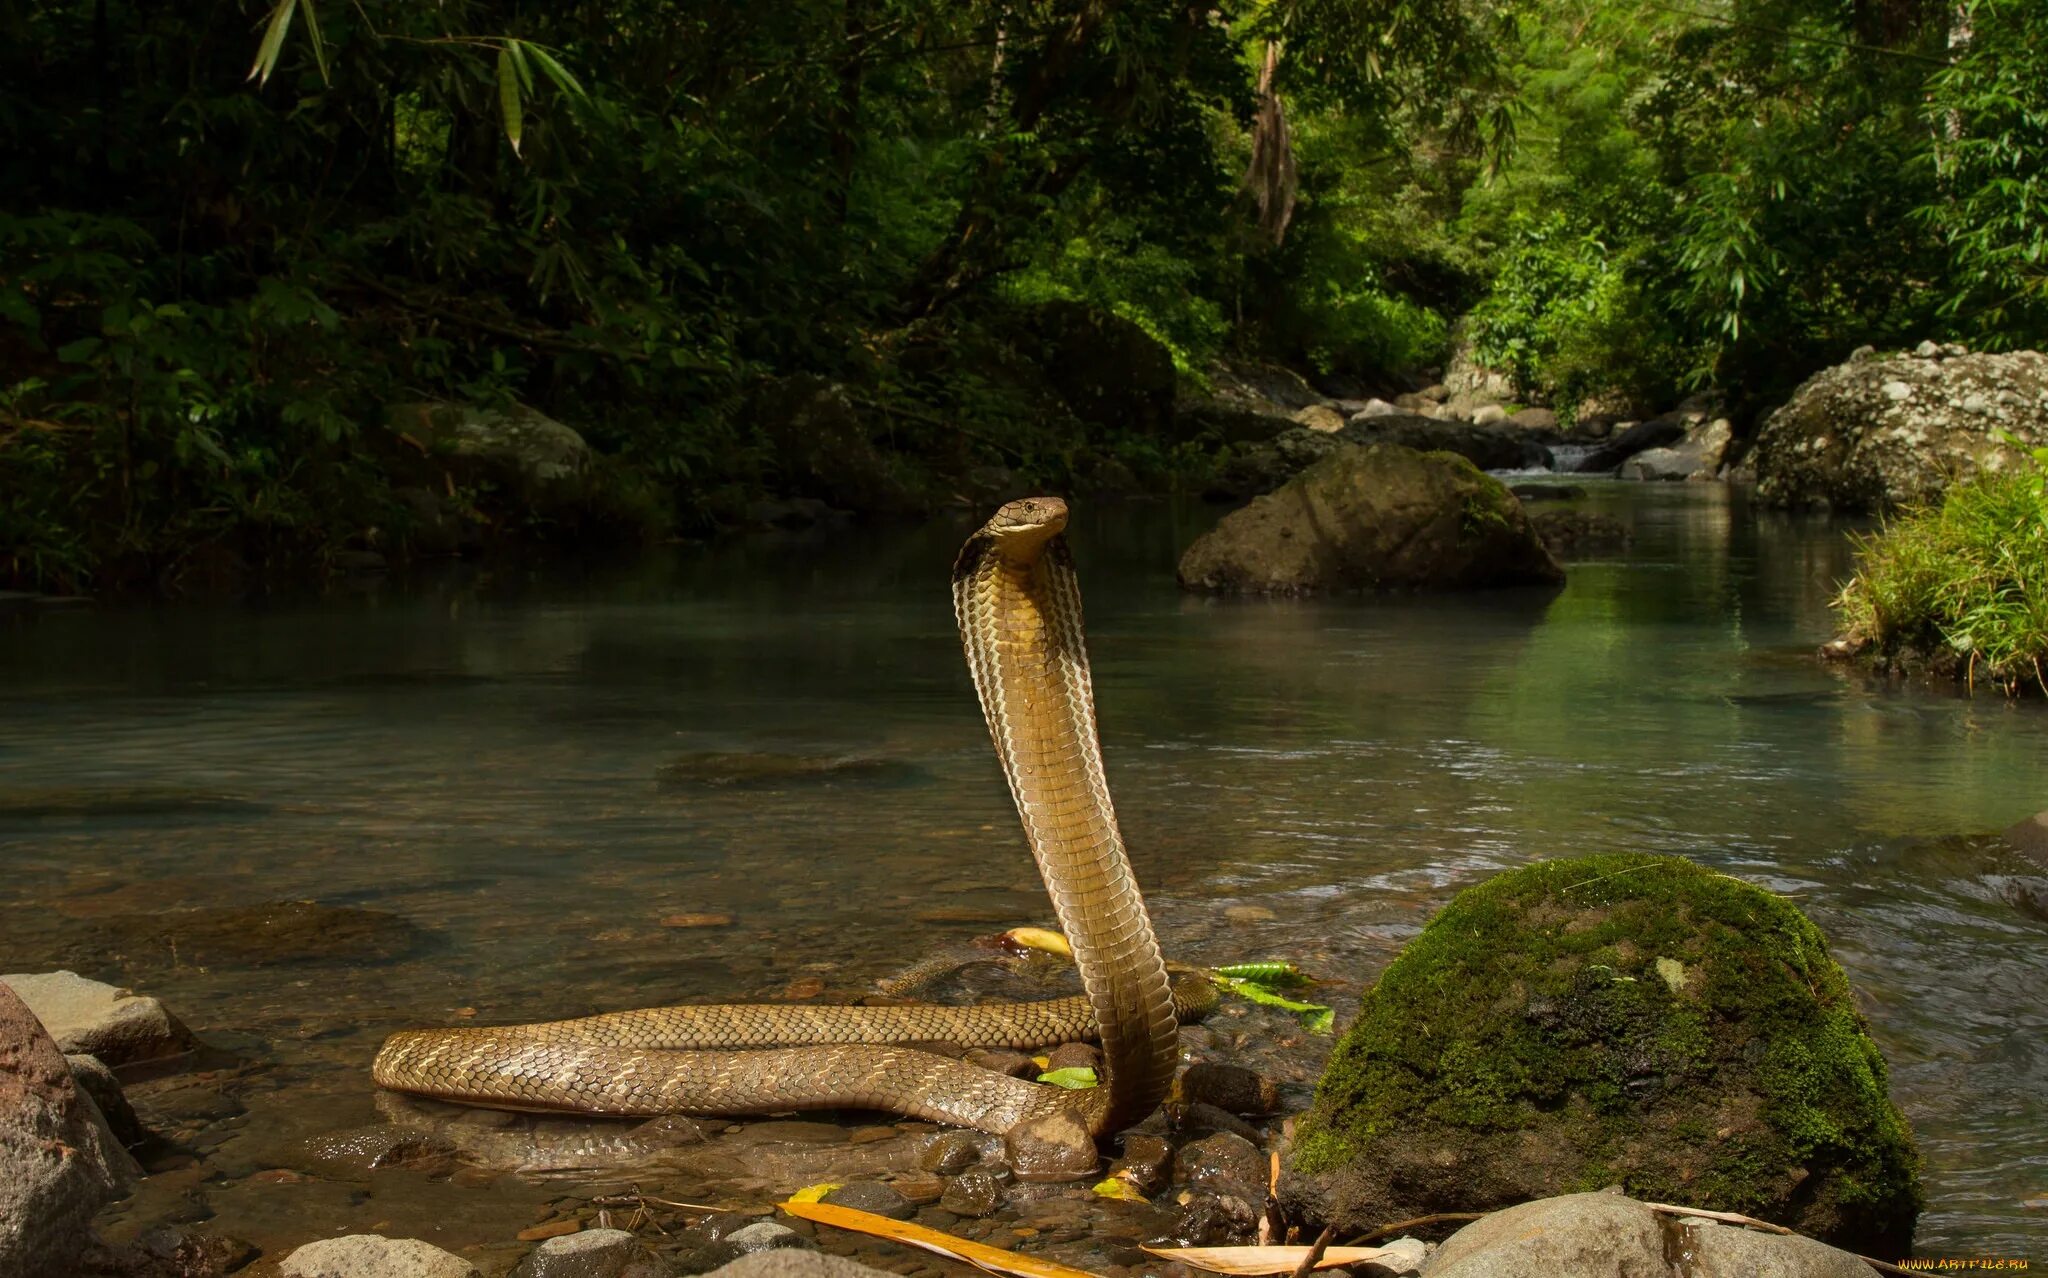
3;0;2046;590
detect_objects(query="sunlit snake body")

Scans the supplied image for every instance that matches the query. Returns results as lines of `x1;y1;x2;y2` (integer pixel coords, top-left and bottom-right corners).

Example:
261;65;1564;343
373;497;1192;1138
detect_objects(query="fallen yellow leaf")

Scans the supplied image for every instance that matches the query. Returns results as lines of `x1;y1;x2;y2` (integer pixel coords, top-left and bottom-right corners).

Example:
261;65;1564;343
783;1199;1105;1278
786;1182;843;1204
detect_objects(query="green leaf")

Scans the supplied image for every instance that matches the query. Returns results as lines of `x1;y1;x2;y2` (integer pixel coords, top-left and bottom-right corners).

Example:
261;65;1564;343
299;0;329;85
1035;1066;1099;1090
1209;974;1336;1034
504;39;535;95
56;337;102;363
248;0;299;88
524;44;588;101
1210;961;1311;988
497;47;524;157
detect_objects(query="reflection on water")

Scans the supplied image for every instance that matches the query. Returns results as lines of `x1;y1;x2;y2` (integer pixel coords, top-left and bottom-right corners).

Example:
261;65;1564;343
1;484;2044;1253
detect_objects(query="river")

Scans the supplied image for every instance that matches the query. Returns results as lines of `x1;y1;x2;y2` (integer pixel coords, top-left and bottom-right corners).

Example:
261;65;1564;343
1;483;2042;1265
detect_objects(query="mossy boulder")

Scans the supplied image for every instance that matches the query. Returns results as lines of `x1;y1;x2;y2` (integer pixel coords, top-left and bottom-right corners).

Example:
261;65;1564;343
1178;443;1563;594
1281;852;1920;1254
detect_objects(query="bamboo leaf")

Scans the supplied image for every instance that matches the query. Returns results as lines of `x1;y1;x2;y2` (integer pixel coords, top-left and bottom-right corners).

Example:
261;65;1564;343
504;39;535;94
781;1200;1106;1278
300;0;329;85
525;44;588;101
248;0;299;87
1141;1241;1427;1275
497;47;524;156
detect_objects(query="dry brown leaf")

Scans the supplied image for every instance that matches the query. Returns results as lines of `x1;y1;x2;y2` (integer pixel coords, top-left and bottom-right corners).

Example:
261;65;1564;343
1142;1240;1427;1276
782;1199;1104;1278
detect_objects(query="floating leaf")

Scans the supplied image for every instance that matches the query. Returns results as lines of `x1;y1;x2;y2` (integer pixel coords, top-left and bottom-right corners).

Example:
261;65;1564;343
1035;1066;1098;1090
1142;1240;1427;1275
1209;974;1335;1034
787;1182;842;1204
1003;926;1071;957
1091;1176;1148;1202
782;1199;1106;1278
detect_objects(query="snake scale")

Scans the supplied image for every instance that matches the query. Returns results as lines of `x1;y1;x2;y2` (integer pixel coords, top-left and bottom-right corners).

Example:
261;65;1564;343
373;497;1194;1138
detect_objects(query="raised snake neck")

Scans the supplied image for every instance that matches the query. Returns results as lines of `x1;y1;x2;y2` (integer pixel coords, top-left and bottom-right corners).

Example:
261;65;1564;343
372;496;1184;1138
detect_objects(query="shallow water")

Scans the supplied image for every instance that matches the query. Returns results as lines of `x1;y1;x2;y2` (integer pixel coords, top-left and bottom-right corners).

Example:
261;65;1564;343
2;483;2045;1263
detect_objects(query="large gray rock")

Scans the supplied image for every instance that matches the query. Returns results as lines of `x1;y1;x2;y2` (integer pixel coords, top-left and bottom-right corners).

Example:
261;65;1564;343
1180;444;1563;595
1421;1193;1871;1278
510;1227;665;1278
1751;346;2048;509
1573;408;1704;473
280;1234;480;1278
1340;416;1553;471
703;1254;900;1278
1622;418;1735;481
0;970;195;1066
384;402;591;486
1;984;137;1277
66;1052;146;1148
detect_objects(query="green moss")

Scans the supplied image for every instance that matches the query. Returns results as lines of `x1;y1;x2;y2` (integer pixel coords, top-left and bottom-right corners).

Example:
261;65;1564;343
1291;853;1921;1244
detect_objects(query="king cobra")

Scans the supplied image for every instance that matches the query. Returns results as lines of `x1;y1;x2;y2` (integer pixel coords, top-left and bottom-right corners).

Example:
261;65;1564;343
374;497;1198;1139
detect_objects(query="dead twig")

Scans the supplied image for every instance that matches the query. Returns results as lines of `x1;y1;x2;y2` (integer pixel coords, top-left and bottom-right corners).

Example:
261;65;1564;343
1342;1212;1484;1246
1285;1226;1337;1278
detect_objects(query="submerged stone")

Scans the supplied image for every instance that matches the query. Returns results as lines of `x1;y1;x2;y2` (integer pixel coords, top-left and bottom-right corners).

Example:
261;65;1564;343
1282;852;1920;1255
108;900;424;967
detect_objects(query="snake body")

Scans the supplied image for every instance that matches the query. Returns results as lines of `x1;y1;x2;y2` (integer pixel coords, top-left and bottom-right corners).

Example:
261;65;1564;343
373;497;1182;1138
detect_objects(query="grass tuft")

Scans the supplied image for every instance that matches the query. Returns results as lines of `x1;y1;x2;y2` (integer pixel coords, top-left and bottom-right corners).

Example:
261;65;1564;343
1832;455;2048;696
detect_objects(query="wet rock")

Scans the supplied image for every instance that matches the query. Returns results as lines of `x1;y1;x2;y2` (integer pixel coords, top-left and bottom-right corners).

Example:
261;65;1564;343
110;901;423;967
1283;853;1920;1254
1166;1192;1259;1247
2005;810;2048;869
723;1223;812;1255
1178;1063;1280;1116
702;1254;899;1278
1293;405;1348;433
657;752;924;790
2;983;138;1277
1532;510;1632;558
1572;410;1699;473
1423;1193;1870;1278
888;1172;944;1205
938;1166;1005;1218
1108;1132;1174;1196
1174;1132;1266;1204
963;1049;1041;1080
919;1130;988;1174
68;1052;148;1147
1508;407;1558;432
510;1228;665;1278
1172;1101;1268;1146
1338;416;1552;471
279;1234;479;1278
1180;444;1563;596
820;1181;914;1220
140;1084;245;1126
1352;399;1403;420
0;970;197;1065
0;784;265;819
105;1225;261;1277
1043;1042;1101;1074
1470;405;1509;426
1002;1110;1099;1182
1751;347;2048;510
298;1125;462;1179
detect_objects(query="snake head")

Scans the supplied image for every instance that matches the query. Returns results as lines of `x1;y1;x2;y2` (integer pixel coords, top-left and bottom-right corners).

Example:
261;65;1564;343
983;496;1069;562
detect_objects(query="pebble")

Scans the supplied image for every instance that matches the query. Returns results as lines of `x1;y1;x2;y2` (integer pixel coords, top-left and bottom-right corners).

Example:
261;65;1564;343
723;1222;812;1255
510;1228;664;1278
1174;1132;1267;1204
820;1181;915;1220
280;1234;480;1278
939;1166;1005;1218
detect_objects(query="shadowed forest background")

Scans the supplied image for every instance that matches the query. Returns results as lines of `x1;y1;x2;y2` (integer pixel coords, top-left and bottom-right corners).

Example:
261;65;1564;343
2;0;2045;591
